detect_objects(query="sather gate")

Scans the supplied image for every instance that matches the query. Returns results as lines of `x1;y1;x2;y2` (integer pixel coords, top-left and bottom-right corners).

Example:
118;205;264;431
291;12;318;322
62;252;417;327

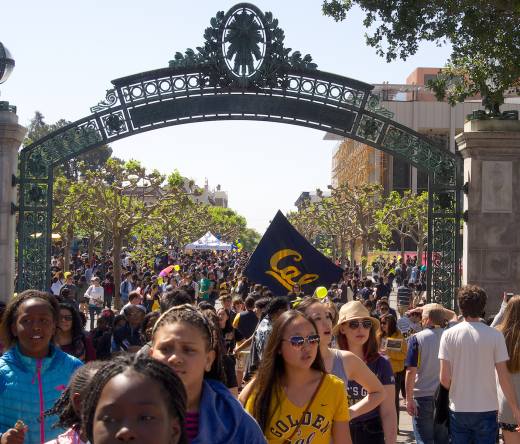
17;3;462;307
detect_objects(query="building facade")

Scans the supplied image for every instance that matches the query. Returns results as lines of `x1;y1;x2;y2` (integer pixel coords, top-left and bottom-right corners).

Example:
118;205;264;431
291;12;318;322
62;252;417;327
330;67;520;194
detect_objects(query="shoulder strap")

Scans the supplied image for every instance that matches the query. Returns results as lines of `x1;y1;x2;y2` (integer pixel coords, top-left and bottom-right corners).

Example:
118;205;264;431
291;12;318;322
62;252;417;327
284;373;326;443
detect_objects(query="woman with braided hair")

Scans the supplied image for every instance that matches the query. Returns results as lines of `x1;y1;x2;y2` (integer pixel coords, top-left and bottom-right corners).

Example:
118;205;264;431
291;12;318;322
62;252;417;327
81;355;188;444
44;361;104;443
150;304;266;444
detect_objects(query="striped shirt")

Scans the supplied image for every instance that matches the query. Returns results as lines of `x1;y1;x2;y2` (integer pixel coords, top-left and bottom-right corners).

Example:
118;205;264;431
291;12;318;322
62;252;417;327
397;285;412;306
185;411;199;441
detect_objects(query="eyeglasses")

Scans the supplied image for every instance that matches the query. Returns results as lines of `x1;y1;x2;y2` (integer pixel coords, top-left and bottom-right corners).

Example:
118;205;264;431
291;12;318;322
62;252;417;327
283;334;320;348
60;315;73;322
347;319;373;330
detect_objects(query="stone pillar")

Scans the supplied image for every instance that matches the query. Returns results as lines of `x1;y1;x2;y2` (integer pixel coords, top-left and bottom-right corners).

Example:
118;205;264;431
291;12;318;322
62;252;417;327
457;120;520;312
0;106;26;302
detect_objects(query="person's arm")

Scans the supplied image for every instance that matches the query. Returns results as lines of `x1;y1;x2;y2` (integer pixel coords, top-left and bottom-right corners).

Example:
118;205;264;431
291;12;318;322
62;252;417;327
491;294;509;328
380;384;397;444
331;421;351;444
234;334;253;354
405;367;418;416
343;352;385;419
238;376;256;406
439;359;451;389
496;361;520;427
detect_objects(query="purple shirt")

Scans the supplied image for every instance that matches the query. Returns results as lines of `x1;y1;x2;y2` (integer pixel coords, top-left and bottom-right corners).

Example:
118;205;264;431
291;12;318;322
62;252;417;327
347;354;395;423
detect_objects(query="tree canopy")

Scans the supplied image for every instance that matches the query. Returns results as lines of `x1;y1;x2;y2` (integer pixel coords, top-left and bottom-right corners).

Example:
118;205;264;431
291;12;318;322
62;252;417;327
322;0;520;114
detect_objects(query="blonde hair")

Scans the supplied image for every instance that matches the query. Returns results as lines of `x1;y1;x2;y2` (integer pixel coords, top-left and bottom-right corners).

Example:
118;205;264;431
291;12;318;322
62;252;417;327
498;296;520;373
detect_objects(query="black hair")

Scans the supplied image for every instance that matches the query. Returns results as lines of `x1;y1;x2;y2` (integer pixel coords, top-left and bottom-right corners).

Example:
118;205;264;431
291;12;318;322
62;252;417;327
0;290;59;349
152;304;225;383
160;289;193;312
265;296;290;318
45;361;104;429
57;302;87;360
141;311;160;342
82;355;188;444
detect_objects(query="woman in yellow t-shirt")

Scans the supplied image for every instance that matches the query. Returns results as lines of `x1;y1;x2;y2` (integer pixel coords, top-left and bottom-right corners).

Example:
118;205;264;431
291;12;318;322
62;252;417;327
378;313;407;428
243;310;352;444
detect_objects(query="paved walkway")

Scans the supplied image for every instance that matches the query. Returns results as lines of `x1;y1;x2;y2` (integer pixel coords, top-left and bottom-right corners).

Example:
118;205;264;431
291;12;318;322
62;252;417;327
388;289;415;443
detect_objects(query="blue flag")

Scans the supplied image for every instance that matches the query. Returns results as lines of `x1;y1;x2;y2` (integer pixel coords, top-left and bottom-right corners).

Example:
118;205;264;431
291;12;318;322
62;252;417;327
244;211;343;296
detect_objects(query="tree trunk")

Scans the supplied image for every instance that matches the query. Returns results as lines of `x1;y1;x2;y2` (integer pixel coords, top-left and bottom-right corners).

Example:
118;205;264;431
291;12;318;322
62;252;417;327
340;236;347;267
113;234;123;309
400;235;406;258
361;237;369;275
88;233;95;263
417;238;424;266
63;226;74;272
349;239;356;268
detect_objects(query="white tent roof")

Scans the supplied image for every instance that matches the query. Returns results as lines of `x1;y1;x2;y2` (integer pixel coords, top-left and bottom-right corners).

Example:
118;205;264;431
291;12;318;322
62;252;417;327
185;231;232;251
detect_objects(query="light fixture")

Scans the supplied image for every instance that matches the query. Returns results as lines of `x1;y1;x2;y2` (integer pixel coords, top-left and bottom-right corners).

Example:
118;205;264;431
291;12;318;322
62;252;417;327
0;42;15;84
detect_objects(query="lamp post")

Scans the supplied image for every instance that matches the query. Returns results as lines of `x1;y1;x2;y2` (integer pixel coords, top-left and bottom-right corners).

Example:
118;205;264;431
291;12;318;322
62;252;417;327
0;42;27;301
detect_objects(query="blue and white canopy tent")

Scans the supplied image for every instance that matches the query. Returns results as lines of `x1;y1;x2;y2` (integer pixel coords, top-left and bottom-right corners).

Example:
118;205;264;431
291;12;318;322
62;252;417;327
185;232;232;251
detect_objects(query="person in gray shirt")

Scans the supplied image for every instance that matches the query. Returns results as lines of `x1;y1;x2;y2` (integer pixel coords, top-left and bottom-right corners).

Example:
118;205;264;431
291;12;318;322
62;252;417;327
405;303;456;443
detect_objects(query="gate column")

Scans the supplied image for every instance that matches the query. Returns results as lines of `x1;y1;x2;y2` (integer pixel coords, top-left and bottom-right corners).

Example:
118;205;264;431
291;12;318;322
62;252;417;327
0;104;26;302
457;120;520;312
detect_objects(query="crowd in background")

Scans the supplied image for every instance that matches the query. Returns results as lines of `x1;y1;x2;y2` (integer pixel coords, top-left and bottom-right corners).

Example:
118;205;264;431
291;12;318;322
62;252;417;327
0;248;519;444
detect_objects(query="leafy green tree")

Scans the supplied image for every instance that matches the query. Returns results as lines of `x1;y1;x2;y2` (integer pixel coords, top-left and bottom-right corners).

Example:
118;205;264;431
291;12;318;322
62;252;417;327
239;227;261;252
287;204;322;244
52;175;82;272
25;112;113;180
80;159;192;307
324;183;384;272
322;0;520;114
376;191;429;265
206;206;247;243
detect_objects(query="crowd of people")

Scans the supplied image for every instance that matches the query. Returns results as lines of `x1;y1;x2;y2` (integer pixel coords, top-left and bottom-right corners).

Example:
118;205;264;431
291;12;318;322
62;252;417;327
0;249;519;444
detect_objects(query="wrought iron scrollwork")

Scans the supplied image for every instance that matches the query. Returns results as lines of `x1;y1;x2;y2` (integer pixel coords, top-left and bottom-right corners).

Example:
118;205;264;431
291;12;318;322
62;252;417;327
90;89;119;113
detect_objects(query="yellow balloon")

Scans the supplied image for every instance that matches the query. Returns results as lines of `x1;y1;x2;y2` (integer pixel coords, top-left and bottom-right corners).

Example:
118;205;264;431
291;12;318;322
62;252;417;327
315;286;328;299
173;265;180;271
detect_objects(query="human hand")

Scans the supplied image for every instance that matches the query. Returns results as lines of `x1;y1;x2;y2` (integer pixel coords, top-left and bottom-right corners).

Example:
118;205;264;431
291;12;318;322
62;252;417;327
406;398;417;417
1;427;27;444
512;406;520;432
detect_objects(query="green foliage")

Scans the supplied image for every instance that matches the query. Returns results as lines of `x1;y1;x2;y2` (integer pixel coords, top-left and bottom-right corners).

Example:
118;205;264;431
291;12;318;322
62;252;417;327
375;191;428;264
240;228;261;252
26;112;112;179
322;0;520;113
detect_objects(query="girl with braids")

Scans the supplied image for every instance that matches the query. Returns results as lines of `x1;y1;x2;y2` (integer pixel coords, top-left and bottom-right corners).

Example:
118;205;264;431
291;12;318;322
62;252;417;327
44;361;104;444
81;355;188;444
55;303;96;362
0;291;83;444
243;310;352;444
150;304;265;444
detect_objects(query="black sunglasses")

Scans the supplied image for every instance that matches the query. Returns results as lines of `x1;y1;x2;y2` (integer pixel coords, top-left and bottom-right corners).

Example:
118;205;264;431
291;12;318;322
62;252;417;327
347;319;373;330
283;334;320;348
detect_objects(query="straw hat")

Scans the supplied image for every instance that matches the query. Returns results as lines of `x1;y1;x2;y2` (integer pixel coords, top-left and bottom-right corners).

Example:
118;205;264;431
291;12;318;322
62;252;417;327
332;300;380;335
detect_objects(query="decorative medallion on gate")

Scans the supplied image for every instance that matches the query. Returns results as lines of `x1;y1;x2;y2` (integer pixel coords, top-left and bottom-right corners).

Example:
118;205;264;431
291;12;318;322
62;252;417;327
220;4;269;81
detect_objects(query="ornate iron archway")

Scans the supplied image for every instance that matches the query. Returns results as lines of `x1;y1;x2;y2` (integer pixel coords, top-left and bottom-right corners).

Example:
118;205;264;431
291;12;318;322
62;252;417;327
17;3;462;307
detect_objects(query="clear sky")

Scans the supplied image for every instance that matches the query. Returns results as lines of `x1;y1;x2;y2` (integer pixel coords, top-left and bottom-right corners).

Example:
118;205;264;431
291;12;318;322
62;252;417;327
2;0;451;233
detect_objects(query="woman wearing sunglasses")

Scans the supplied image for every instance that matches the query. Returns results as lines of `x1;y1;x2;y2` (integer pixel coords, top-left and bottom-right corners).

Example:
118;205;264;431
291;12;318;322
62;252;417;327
295;298;385;421
334;301;397;444
243;310;352;443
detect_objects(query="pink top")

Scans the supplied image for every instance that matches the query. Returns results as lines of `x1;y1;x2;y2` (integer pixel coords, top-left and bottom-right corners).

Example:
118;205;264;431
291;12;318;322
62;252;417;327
44;428;89;444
